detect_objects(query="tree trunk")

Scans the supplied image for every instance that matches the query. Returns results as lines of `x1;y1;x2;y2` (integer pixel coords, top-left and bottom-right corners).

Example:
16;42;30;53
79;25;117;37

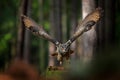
96;0;105;53
70;0;79;60
62;0;67;42
66;0;71;40
49;0;62;66
80;0;96;63
96;0;116;54
104;0;115;47
16;0;31;61
38;0;46;71
23;0;32;63
54;0;62;42
49;0;55;66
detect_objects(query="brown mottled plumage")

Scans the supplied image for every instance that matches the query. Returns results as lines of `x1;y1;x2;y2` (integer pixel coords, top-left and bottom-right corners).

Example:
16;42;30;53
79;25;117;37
21;8;103;65
70;8;103;42
21;15;57;45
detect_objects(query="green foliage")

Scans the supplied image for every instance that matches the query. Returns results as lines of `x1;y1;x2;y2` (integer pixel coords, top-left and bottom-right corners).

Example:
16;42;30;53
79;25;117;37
0;0;120;77
0;0;20;69
0;34;12;52
45;70;64;80
32;0;40;20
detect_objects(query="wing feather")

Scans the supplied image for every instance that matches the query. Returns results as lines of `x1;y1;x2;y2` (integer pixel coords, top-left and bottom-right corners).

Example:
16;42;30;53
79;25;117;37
21;15;58;45
69;8;103;43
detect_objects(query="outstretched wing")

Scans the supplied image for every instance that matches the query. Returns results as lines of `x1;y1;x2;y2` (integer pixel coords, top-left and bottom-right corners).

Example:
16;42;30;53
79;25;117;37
21;15;59;45
67;8;103;44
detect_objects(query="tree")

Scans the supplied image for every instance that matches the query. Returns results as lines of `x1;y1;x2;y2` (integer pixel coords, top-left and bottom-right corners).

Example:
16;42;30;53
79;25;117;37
104;0;115;46
96;0;105;53
49;0;62;66
96;0;116;54
16;0;31;63
38;0;46;71
70;0;80;60
23;0;32;63
79;0;96;62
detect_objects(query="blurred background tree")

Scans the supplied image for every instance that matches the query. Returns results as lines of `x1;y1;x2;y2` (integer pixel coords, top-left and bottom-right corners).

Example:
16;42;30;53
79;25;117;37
0;0;120;78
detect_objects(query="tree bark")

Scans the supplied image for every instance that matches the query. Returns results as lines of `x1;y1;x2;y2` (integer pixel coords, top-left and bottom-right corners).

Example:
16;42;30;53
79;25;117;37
96;0;116;54
16;0;31;61
38;0;46;71
23;0;32;63
80;0;96;62
70;0;78;60
104;0;115;46
49;0;62;66
49;0;55;66
96;0;105;53
66;0;71;40
54;0;62;43
62;0;67;42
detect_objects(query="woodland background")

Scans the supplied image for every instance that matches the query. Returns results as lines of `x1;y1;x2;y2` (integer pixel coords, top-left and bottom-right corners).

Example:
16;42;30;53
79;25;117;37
0;0;120;79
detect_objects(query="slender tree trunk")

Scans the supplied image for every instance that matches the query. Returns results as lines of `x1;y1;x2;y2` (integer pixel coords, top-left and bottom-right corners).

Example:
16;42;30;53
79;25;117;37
80;0;96;62
38;0;45;71
96;0;115;54
70;0;78;60
104;0;115;47
16;0;31;60
62;0;67;42
96;0;105;53
66;0;71;40
54;0;62;42
49;0;62;66
49;0;55;66
16;0;25;60
23;0;32;63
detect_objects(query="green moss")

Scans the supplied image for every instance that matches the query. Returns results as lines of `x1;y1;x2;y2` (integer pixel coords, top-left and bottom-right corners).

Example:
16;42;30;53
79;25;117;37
43;69;65;80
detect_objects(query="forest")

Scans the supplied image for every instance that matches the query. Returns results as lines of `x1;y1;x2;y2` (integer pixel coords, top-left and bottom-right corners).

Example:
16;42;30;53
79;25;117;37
0;0;120;80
